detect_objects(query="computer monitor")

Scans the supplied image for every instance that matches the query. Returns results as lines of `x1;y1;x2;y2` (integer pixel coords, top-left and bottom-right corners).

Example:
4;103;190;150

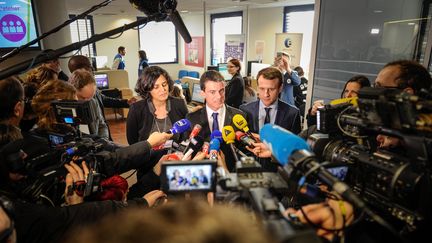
94;73;109;90
207;65;218;71
247;61;259;76
217;63;231;80
191;83;204;103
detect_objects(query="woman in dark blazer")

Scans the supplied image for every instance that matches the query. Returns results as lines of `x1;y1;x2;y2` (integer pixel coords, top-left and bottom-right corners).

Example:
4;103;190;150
127;66;188;145
126;66;188;198
225;58;244;108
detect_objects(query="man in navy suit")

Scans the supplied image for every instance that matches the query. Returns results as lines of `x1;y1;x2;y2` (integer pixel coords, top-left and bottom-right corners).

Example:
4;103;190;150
186;70;245;172
240;67;301;135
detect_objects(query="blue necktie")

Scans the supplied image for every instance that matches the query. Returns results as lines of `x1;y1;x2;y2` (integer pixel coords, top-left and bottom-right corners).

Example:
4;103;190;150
212;112;219;132
264;107;272;124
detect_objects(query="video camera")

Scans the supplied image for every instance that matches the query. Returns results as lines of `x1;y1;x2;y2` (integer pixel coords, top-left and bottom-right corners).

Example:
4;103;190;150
307;87;432;232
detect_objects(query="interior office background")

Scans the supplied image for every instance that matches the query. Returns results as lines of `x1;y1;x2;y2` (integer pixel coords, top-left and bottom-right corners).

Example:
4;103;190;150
0;0;429;115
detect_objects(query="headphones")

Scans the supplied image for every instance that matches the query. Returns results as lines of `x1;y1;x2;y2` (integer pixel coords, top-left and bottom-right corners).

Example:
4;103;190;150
0;196;15;242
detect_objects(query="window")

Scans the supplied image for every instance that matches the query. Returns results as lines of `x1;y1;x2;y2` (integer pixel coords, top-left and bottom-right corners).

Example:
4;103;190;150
284;5;314;74
211;11;243;66
138;19;178;64
69;15;96;57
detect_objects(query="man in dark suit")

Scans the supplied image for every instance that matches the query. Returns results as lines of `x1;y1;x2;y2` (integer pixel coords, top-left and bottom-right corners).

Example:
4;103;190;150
186;70;245;172
240;66;301;135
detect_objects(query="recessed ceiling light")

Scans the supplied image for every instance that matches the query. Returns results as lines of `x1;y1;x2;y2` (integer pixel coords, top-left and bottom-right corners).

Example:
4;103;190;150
373;10;383;13
370;28;380;34
180;10;189;13
407;22;416;25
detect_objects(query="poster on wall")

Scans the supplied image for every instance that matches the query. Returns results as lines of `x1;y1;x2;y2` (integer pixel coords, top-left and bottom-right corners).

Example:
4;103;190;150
185;36;204;67
275;33;303;67
224;34;245;62
255;40;265;61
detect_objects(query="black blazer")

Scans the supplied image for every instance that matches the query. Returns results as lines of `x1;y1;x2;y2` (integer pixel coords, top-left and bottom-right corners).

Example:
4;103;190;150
186;105;245;172
225;73;244;108
239;99;301;135
126;96;189;145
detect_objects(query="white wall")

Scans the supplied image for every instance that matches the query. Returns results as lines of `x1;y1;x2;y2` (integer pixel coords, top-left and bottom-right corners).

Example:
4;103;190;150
91;6;290;91
247;7;284;64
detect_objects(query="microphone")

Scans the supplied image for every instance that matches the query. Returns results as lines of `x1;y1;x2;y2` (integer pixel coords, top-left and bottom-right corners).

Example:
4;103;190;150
232;114;257;141
180;123;202;148
260;124;309;166
129;0;192;43
209;138;220;160
167;119;191;134
189;124;202;139
210;130;222;143
181;136;204;160
222;125;239;162
235;131;255;148
260;124;367;210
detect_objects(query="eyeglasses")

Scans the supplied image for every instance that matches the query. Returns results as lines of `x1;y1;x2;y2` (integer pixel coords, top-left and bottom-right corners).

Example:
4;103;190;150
373;82;403;89
227;65;235;68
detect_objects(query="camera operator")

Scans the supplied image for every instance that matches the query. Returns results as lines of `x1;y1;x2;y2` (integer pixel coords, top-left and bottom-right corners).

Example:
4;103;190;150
373;60;432;149
0;77;171;243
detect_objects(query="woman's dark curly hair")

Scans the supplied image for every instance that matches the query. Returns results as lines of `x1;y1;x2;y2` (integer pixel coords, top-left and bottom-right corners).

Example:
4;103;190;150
135;66;173;99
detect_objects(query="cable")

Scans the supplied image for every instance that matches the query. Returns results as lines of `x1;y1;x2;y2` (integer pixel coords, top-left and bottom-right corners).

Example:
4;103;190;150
107;25;127;39
336;106;367;139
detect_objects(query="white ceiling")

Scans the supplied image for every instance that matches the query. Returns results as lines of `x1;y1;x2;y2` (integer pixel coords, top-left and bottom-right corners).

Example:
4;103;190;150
66;0;313;16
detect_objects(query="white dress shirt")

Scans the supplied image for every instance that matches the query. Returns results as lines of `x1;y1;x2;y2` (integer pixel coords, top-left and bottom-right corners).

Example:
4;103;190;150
258;100;278;130
206;104;226;132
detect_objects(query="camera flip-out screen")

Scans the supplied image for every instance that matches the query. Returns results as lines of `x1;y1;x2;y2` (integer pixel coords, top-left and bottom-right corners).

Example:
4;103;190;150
160;160;217;194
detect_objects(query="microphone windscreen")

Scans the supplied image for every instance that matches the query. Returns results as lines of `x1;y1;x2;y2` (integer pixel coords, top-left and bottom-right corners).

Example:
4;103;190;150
232;114;249;132
235;131;245;141
210;130;222;142
209;138;220;152
170;119;191;134
260;124;310;165
168;10;192;43
222;125;235;144
189;124;202;138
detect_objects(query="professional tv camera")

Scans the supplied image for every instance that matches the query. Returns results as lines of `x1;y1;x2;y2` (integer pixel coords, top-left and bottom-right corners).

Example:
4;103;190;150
306;87;432;234
159;157;321;243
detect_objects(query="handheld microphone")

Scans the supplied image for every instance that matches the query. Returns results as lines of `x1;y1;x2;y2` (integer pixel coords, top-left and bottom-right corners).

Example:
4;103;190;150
222;125;239;162
232;114;257;141
181;136;204;160
129;0;192;43
260;124;310;166
235;131;255;148
189;124;202;139
167;119;191;134
210;129;222;143
209;138;221;160
260;124;367;210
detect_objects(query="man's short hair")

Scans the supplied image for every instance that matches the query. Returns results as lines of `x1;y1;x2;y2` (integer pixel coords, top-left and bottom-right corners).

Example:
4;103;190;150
199;70;225;91
118;46;125;53
384;60;432;94
68;55;92;73
69;69;96;90
257;67;283;87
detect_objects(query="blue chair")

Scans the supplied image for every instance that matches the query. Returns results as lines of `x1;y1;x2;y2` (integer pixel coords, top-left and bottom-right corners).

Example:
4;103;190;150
187;71;199;79
175;70;188;84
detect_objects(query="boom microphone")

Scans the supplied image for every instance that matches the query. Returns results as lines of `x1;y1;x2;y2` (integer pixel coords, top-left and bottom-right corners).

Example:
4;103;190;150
232;114;257;141
167;119;191;134
260;124;309;166
129;0;192;43
260;124;368;211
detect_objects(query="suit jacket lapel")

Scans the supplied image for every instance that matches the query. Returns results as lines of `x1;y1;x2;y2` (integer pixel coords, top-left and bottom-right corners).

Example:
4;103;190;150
224;105;232;127
200;107;211;139
253;101;260;133
275;100;284;126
